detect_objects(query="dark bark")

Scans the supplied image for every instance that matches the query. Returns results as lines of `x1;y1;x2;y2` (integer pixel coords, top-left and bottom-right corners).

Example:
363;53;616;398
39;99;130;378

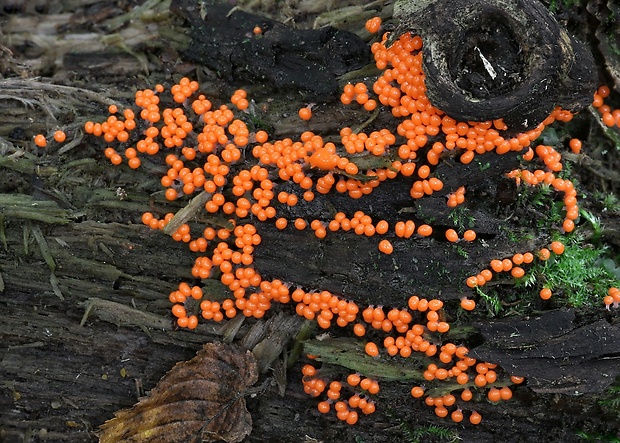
170;0;370;101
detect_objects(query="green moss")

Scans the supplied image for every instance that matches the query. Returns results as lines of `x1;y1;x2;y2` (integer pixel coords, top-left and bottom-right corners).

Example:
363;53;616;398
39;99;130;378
593;192;620;214
476;286;501;316
447;206;475;231
520;234;620;307
397;419;461;443
548;0;584;13
598;377;620;414
576;430;620;443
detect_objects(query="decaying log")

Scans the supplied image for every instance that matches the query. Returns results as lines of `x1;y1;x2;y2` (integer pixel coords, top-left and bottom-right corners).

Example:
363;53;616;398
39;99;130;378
166;1;545;306
0;1;619;443
253;151;528;306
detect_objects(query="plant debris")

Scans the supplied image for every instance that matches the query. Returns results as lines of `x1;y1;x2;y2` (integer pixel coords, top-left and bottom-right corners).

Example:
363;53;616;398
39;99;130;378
98;342;258;443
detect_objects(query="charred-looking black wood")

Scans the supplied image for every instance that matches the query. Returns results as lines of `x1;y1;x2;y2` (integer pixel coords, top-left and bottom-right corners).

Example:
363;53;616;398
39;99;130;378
170;0;368;100
390;0;598;133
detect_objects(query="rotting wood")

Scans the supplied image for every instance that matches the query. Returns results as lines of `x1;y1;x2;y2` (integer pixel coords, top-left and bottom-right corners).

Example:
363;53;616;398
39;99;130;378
0;1;619;442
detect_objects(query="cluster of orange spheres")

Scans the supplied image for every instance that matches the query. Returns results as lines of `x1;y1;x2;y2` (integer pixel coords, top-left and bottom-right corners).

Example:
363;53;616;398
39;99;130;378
592;85;620;127
465;241;566;301
411;359;524;424
510;171;578;233
299;292;527;426
31;14;620;428
33;129;67;148
604;287;620;310
341;82;378;111
302;365;378;425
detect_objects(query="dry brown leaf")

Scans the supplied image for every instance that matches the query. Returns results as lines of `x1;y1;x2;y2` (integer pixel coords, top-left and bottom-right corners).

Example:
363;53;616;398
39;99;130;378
98;342;258;443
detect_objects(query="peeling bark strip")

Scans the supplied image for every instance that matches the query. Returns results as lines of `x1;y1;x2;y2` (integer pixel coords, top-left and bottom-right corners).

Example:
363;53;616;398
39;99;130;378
390;0;597;132
471;309;620;394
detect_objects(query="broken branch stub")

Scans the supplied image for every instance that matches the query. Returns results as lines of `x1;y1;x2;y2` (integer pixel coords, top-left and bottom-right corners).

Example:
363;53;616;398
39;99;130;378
390;0;597;133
